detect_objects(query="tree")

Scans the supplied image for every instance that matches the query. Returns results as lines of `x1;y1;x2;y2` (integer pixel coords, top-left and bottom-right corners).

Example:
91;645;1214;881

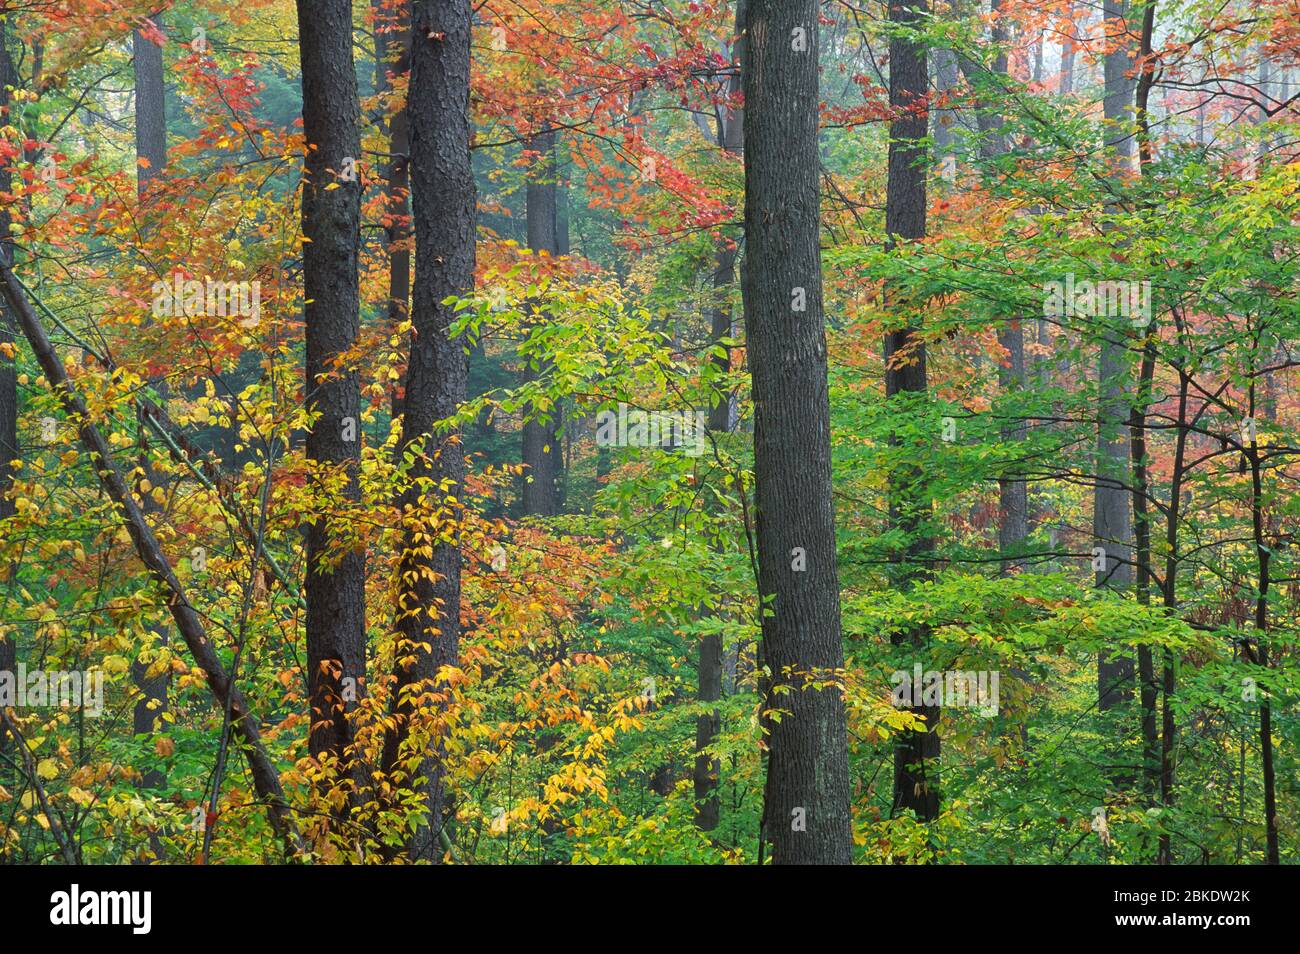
130;10;170;792
296;0;368;814
743;0;853;864
885;0;939;823
379;0;476;862
521;125;563;515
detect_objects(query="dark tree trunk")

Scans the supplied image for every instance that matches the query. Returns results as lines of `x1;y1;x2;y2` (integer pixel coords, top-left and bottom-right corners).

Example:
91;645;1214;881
1244;380;1280;864
133;15;167;198
743;0;853;865
695;0;746;834
885;0;939;824
296;0;368;815
378;0;475;862
131;12;171;791
521;127;562;516
1059;2;1076;96
1096;0;1135;712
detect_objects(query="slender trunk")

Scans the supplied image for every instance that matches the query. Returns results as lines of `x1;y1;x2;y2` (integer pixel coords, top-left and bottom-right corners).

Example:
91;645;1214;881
1244;380;1280;864
694;0;746;834
743;0;853;864
378;0;475;862
131;11;171;790
1096;0;1135;712
1124;0;1161;826
885;0;939;824
1154;366;1189;863
1059;3;1075;96
521;127;562;515
376;4;412;420
296;0;368;816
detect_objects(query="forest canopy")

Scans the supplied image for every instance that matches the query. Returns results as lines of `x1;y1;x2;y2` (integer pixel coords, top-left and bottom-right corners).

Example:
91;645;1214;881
0;0;1296;869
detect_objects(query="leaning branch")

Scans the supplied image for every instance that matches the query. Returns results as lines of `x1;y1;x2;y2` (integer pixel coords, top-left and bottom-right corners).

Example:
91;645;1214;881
0;262;306;859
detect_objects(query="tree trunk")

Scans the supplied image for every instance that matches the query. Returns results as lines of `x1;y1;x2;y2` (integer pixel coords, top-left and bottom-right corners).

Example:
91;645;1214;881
1096;0;1135;712
296;0;368;816
743;0;853;864
375;3;412;420
131;11;170;790
1059;3;1075;96
378;0;475;862
521;127;562;516
694;0;746;834
885;0;939;824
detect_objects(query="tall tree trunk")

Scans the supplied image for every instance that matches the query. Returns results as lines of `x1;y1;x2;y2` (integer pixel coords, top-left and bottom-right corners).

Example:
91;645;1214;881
1096;0;1135;712
375;2;412;420
1059;2;1075;96
378;0;475;862
1130;0;1162;836
743;0;853;864
695;0;746;834
296;0;368;817
521;127;562;515
131;11;170;790
966;0;1028;574
885;0;939;824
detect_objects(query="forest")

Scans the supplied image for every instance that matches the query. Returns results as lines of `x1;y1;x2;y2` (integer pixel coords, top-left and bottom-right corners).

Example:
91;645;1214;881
0;0;1295;869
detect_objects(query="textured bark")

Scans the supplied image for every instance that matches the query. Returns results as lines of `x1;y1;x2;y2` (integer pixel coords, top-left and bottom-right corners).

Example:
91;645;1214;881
132;15;167;198
743;0;853;865
131;12;170;790
378;0;475;862
694;0;745;835
521;127;562;516
296;0;368;810
0;263;304;857
1096;0;1135;712
885;0;939;823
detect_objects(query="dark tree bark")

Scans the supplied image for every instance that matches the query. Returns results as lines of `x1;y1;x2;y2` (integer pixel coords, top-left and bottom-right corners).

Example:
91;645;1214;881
378;0;475;862
743;0;853;865
1129;2;1162;830
885;0;939;823
521;126;562;516
131;11;170;790
0;264;304;857
133;15;166;198
695;0;745;834
296;0;368;813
